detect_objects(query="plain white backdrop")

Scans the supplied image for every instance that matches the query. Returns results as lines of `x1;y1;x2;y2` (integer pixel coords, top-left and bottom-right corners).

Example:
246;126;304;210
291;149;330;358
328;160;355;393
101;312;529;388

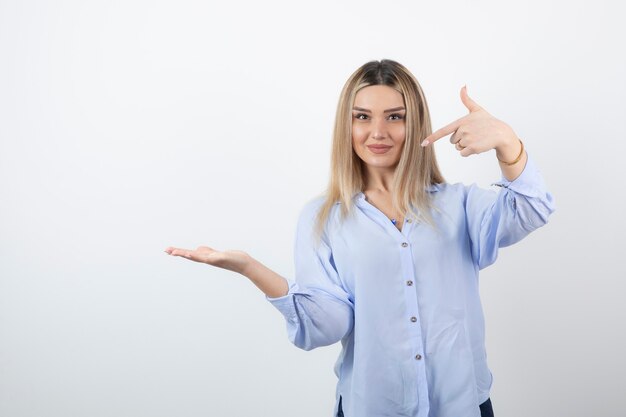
1;0;624;416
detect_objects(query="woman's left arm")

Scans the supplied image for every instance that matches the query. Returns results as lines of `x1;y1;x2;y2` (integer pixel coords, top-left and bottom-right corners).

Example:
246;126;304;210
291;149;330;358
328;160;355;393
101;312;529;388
421;85;556;269
464;150;556;269
495;136;528;182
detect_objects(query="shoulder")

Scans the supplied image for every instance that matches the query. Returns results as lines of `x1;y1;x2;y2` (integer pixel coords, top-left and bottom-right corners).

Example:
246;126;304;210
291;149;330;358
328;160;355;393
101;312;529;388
430;182;502;214
298;194;345;233
300;194;326;216
297;194;334;227
430;181;463;198
434;181;499;198
301;193;348;213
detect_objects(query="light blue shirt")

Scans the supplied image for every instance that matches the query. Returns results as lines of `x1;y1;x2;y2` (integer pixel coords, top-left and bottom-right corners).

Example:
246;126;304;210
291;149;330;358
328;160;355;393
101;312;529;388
266;151;555;417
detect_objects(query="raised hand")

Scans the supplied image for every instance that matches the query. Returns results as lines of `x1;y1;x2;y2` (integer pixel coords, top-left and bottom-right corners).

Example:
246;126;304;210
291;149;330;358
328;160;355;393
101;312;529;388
420;85;520;156
165;245;289;297
164;246;251;275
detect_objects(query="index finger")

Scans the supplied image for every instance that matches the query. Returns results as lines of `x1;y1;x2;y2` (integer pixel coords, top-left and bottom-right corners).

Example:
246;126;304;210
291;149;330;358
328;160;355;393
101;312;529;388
421;115;467;146
165;246;193;258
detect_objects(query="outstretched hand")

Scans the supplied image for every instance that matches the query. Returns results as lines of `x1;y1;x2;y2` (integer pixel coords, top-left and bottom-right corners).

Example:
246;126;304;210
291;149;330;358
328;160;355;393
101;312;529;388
420;85;519;156
164;246;251;275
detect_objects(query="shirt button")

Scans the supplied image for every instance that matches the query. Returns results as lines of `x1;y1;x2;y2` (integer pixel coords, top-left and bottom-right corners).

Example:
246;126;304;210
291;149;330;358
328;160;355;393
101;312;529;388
401;242;408;247
406;280;413;286
410;316;417;322
415;354;422;360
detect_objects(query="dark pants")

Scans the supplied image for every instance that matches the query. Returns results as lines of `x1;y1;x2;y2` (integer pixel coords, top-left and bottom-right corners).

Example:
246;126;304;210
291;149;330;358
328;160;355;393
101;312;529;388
479;398;494;417
336;396;494;417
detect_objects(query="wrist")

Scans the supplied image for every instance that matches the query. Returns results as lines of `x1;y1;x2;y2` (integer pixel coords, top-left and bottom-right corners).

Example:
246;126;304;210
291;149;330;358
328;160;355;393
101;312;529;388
496;137;523;163
238;253;256;277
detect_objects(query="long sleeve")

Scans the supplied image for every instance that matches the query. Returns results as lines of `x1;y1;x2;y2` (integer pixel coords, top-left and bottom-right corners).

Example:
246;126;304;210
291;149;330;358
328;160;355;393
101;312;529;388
465;150;556;270
266;199;354;351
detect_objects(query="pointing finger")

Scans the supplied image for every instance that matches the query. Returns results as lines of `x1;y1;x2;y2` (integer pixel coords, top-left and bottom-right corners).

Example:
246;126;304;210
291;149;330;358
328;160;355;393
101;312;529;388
421;115;467;146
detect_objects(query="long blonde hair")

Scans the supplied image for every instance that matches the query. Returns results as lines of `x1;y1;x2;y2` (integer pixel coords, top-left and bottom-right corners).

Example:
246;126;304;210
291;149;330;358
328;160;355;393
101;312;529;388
313;59;446;244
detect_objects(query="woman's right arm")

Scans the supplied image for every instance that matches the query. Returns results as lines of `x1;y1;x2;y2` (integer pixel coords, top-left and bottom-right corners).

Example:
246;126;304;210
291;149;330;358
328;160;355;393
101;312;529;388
239;246;354;352
240;256;290;298
165;199;354;351
260;199;354;351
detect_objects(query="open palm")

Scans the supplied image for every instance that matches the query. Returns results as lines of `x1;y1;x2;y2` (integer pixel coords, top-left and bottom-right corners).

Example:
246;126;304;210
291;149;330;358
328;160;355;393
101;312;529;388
164;245;250;275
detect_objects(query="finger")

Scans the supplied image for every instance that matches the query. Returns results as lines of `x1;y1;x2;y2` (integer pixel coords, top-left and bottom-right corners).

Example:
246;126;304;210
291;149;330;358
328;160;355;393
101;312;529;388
459;145;473;157
421;115;467;147
165;246;183;255
167;247;193;258
460;85;482;113
450;130;461;145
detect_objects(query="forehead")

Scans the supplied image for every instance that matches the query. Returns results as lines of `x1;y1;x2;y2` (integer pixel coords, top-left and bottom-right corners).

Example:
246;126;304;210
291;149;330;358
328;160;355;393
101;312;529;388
353;85;404;108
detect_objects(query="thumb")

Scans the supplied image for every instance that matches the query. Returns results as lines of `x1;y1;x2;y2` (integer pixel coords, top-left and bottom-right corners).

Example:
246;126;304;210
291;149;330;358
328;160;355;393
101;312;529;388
460;85;482;113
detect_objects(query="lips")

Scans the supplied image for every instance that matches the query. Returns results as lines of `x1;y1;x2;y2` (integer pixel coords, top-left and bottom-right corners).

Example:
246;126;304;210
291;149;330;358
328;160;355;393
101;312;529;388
367;145;392;154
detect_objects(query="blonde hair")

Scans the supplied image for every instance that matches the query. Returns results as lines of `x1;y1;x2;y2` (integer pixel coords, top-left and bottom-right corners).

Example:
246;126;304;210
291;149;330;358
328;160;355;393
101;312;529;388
313;59;446;244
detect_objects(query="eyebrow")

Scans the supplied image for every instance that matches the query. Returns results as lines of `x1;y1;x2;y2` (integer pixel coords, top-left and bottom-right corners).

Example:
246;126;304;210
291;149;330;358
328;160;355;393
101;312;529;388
352;106;406;113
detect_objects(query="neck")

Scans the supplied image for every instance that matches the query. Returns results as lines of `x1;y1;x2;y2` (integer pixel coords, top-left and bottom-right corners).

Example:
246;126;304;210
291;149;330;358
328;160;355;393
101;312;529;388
364;165;396;193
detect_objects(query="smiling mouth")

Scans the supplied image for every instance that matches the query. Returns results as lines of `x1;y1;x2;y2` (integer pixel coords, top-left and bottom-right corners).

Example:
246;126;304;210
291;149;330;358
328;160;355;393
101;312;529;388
367;145;392;154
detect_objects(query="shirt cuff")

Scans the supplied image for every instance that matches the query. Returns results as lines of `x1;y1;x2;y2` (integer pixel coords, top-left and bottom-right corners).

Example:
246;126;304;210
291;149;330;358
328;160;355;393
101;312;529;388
490;150;548;199
265;280;299;323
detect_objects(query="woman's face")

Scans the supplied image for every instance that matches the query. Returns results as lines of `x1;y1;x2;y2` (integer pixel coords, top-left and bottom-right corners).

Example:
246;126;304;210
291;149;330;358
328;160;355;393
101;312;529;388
352;85;406;171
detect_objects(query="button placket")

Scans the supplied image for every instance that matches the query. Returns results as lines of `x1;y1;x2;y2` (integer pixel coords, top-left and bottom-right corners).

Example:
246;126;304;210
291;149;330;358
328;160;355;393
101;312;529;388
358;192;414;240
399;237;428;396
356;195;431;410
359;196;428;392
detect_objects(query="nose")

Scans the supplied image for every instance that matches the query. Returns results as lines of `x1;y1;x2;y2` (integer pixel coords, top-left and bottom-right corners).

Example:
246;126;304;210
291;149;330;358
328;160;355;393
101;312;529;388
371;117;387;139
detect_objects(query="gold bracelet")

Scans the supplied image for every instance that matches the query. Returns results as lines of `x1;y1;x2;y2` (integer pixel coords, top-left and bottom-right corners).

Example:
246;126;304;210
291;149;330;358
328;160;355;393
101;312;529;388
497;138;524;166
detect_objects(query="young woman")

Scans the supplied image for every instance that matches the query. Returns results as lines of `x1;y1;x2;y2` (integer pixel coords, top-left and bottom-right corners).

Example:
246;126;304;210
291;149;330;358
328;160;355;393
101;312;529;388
165;59;555;417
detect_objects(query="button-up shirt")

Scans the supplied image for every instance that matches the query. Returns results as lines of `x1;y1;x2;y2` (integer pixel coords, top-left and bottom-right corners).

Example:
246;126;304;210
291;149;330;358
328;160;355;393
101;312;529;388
266;150;556;417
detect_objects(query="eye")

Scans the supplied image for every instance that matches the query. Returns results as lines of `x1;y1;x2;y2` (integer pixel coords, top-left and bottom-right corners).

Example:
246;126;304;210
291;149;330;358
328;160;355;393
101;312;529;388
352;113;405;121
389;113;405;120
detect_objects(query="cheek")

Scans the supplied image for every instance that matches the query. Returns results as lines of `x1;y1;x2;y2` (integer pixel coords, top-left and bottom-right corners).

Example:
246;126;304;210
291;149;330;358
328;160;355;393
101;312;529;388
352;124;368;142
391;124;406;139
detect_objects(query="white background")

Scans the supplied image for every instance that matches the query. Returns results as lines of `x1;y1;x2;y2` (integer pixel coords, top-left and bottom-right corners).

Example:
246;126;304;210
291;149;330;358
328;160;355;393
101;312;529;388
1;1;624;416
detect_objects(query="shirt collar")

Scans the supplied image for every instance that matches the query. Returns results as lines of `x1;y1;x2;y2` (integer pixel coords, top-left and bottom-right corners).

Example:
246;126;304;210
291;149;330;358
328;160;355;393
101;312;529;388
427;183;441;192
355;183;440;202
